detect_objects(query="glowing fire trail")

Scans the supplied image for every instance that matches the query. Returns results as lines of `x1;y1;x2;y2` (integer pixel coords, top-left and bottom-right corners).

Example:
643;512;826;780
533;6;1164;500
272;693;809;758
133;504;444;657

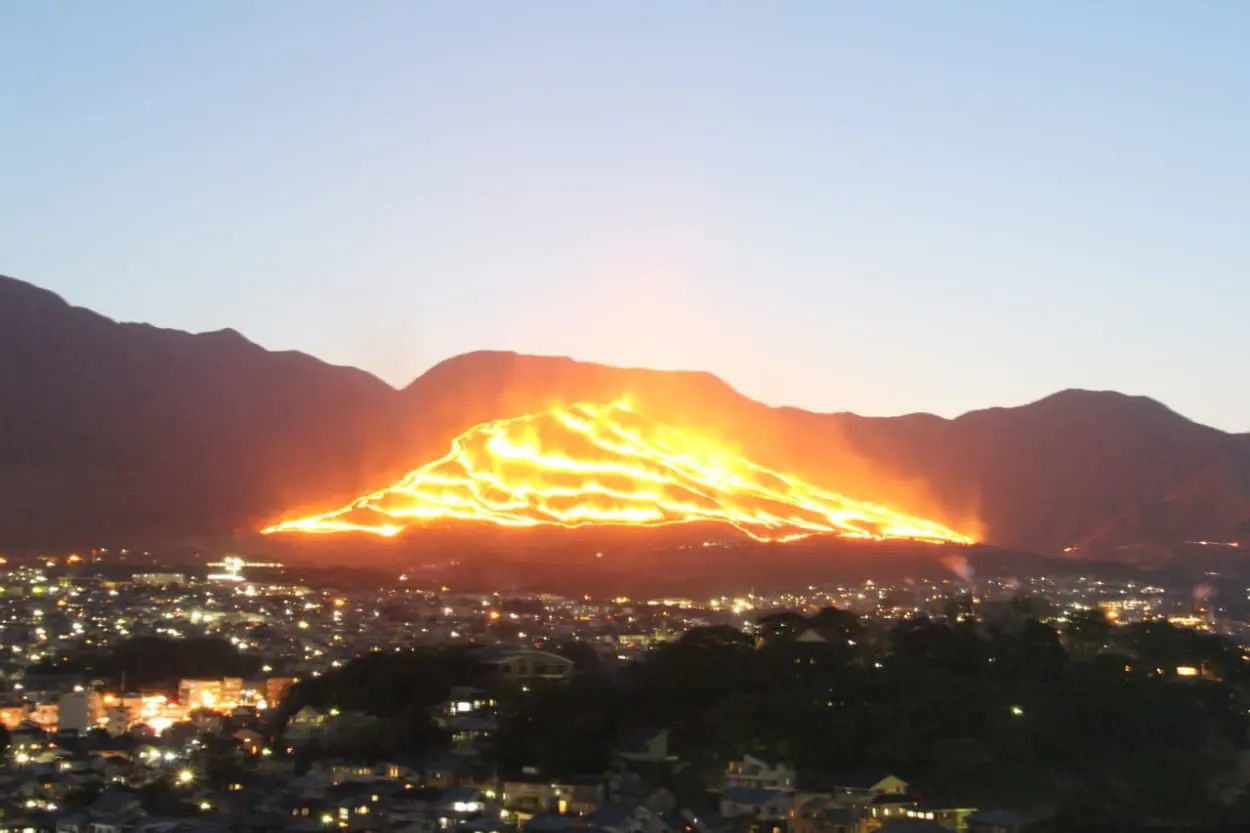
263;402;974;544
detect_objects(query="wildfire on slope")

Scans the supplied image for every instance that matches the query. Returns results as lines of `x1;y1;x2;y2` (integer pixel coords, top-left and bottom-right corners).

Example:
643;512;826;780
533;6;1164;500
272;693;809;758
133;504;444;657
263;401;974;544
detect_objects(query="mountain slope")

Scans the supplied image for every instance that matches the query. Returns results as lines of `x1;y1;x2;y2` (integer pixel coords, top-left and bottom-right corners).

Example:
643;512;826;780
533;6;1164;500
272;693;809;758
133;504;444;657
1;274;1248;554
0;275;405;545
834;390;1250;553
388;354;1250;553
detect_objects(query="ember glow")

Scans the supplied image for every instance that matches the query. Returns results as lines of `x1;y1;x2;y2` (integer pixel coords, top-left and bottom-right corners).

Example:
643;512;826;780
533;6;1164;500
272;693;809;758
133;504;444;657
263;402;973;544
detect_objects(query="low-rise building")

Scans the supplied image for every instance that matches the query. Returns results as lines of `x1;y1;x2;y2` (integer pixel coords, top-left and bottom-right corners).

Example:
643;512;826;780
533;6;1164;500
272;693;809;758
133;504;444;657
724;755;795;792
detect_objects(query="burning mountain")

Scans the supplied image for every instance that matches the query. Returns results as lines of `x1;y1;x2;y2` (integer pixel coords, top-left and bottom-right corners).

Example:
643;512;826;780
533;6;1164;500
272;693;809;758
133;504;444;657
263;401;974;544
4;273;1249;556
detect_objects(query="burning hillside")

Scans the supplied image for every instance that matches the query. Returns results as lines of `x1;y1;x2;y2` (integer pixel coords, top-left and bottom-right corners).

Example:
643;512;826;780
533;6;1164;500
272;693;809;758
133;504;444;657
263;401;973;544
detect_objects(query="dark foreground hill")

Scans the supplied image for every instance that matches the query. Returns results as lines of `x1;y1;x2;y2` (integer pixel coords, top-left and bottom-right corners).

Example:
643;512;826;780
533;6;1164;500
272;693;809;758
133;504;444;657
2;274;1248;556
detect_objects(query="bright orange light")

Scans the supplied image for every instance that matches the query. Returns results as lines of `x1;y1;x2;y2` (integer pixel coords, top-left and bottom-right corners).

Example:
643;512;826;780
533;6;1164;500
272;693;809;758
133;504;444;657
147;717;174;734
263;401;973;545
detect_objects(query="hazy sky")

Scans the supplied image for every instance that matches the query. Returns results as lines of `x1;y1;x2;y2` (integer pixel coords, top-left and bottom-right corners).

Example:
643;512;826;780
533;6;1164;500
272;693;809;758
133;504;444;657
3;3;1248;430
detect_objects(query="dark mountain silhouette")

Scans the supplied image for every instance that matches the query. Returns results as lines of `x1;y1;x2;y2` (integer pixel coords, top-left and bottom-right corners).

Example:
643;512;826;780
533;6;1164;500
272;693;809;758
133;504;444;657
2;274;1248;556
0;275;405;545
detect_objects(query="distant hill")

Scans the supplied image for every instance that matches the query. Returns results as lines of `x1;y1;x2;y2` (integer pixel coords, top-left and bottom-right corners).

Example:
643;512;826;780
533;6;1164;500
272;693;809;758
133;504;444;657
0;275;403;545
2;274;1248;556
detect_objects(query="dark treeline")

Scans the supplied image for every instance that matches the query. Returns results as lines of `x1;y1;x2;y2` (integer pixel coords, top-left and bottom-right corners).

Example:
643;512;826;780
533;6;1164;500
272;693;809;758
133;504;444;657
275;606;1250;832
29;636;261;690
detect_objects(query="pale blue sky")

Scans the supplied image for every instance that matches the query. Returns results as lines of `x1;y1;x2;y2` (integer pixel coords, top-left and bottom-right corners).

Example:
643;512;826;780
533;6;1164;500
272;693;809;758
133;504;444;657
3;2;1248;430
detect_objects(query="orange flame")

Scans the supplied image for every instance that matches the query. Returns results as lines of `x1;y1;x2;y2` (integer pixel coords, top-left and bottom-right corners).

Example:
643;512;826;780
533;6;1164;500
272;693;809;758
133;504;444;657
263;401;974;544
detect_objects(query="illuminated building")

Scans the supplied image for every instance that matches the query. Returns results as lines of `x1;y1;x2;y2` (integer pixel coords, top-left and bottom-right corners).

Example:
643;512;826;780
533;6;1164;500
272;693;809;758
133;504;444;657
57;689;102;733
179;677;244;712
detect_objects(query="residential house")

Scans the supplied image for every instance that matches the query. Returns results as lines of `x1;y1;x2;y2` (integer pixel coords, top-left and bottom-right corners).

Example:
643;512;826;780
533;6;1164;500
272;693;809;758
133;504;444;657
866;794;918;826
449;714;497;758
54;811;91;833
283;707;326;745
503;776;562;818
875;822;949;833
723;755;795;792
613;730;674;767
903;806;976;833
718;788;790;833
85;790;144;833
585;802;668;833
829;773;908;805
551;778;607;816
789;797;865;833
476;649;575;684
438;687;496;722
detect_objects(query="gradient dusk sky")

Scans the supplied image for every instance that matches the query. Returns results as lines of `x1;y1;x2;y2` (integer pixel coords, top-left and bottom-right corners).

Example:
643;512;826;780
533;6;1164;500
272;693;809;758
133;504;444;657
3;3;1248;430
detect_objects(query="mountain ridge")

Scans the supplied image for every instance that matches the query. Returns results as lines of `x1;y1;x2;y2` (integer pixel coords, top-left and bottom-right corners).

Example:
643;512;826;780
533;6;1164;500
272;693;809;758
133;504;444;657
1;276;1211;431
2;273;1247;555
